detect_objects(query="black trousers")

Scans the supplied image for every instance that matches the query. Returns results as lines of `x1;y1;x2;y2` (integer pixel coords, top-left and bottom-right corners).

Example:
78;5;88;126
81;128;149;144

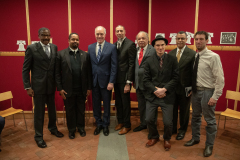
33;94;57;141
114;83;131;128
146;99;173;140
92;82;112;127
136;88;147;127
172;92;191;133
64;92;86;133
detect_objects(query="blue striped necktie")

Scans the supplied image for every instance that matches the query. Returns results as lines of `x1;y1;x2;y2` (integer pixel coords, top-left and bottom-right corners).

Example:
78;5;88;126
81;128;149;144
97;44;101;61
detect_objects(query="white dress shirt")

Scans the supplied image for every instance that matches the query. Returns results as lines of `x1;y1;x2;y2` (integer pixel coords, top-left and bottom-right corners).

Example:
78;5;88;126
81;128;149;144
196;47;225;100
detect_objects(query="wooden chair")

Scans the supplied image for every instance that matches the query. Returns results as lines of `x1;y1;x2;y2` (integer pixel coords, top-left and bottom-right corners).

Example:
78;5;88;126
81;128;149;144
0;91;28;131
217;90;240;129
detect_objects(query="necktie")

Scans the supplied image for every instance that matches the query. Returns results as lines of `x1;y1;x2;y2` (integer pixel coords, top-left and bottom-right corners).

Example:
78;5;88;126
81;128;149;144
160;57;163;69
117;42;121;49
97;44;101;61
138;48;144;65
177;49;181;62
44;45;50;58
192;53;200;93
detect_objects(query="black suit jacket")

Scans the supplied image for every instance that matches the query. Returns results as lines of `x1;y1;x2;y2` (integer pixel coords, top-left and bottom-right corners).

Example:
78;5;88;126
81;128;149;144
22;42;57;94
114;38;136;83
135;44;155;90
168;46;196;94
55;48;92;97
143;52;179;104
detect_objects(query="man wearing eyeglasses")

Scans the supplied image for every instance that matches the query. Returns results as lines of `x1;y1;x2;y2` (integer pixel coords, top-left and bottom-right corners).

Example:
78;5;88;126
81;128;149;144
169;31;196;140
22;27;64;148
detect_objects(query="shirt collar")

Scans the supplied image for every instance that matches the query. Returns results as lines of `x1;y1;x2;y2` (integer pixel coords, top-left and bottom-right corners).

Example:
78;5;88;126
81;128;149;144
139;44;148;51
177;45;186;53
198;47;208;56
97;40;105;47
40;41;50;47
117;37;126;43
156;52;166;60
69;47;79;53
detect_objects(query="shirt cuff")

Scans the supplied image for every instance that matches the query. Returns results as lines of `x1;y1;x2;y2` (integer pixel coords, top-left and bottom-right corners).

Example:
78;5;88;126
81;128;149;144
25;88;31;90
126;80;132;84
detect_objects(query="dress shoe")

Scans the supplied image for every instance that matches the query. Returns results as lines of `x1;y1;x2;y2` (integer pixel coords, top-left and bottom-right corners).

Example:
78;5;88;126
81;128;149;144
36;140;47;148
164;140;171;151
133;125;147;132
78;129;86;137
51;131;64;138
115;123;124;131
184;139;200;146
103;127;109;136
176;132;185;140
118;127;131;135
203;145;213;157
94;126;103;135
146;139;159;147
69;132;75;139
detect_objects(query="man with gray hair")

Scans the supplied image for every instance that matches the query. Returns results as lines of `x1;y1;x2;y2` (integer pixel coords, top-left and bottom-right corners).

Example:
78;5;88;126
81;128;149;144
88;26;118;136
133;31;155;132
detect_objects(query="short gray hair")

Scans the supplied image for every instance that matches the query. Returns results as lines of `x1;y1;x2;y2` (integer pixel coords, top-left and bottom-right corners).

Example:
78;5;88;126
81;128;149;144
115;25;125;31
136;31;149;40
95;26;106;34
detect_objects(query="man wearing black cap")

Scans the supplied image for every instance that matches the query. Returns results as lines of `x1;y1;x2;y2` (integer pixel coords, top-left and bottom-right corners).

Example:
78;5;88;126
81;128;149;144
143;35;179;150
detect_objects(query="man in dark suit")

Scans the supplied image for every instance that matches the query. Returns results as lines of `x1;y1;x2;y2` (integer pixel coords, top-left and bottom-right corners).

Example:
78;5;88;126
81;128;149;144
22;27;64;148
55;33;92;139
114;25;136;135
169;31;196;140
133;31;155;132
88;26;117;136
143;35;179;150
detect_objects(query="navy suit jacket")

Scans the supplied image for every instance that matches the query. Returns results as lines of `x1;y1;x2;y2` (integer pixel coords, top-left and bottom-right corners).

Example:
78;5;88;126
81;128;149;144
88;41;118;88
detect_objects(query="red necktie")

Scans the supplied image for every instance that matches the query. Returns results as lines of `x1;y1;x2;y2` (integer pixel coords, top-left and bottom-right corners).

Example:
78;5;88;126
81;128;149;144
138;48;144;65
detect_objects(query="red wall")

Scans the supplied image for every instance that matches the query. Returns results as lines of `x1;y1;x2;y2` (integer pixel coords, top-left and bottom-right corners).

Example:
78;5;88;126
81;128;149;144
1;0;240;111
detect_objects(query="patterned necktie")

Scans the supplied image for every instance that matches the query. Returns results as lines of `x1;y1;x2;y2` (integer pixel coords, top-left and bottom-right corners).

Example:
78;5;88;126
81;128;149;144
97;44;101;61
192;53;200;93
160;57;163;69
44;45;50;58
177;49;181;62
138;48;144;65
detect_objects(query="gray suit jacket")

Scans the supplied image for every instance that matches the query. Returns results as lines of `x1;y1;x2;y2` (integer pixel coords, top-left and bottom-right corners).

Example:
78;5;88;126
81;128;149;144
134;44;155;90
22;42;57;94
169;46;196;94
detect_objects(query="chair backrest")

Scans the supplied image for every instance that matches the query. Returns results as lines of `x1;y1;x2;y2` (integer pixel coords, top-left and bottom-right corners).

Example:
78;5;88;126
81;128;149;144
0;91;13;102
225;90;240;111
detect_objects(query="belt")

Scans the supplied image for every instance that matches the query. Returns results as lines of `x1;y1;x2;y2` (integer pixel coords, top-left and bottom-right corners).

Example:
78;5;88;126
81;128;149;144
196;86;214;91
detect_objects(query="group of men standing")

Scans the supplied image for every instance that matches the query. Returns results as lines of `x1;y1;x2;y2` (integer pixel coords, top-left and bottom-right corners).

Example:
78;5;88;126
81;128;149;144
22;26;224;157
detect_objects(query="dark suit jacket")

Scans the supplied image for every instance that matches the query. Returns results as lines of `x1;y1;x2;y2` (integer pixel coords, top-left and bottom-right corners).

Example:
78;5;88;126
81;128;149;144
22;42;57;94
143;52;179;104
168;46;196;94
114;38;136;83
55;48;92;97
88;41;118;88
135;44;155;90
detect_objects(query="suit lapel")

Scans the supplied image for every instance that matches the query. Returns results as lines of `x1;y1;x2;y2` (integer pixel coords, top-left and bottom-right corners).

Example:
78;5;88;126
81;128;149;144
79;50;84;70
161;53;169;73
178;46;188;67
37;42;49;61
99;42;108;62
140;45;151;67
49;44;55;67
65;48;72;72
153;53;161;71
